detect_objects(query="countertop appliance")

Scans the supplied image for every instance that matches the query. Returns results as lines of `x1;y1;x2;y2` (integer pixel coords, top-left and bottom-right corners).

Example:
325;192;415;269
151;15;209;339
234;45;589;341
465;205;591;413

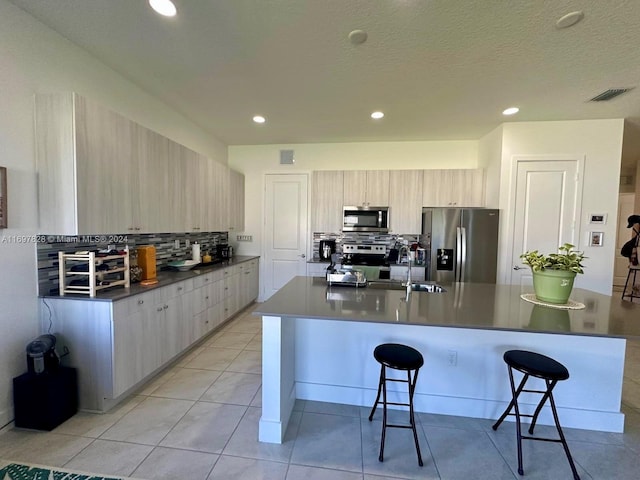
319;239;336;261
341;243;391;280
216;244;233;259
343;206;389;233
26;334;60;375
421;208;499;283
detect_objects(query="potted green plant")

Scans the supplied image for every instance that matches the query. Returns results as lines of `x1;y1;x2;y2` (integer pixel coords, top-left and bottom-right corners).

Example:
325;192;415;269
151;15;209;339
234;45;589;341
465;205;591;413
520;243;586;304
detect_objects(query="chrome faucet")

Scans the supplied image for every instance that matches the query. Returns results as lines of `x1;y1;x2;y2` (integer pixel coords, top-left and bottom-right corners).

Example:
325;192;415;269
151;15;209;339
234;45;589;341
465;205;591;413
398;245;412;298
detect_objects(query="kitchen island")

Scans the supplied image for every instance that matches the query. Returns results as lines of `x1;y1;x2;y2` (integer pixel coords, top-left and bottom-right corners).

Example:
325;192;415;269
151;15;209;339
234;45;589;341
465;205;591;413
254;277;640;443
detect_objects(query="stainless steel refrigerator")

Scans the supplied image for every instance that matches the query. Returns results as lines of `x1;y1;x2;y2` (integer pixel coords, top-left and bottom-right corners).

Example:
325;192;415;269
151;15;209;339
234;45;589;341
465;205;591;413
421;208;499;283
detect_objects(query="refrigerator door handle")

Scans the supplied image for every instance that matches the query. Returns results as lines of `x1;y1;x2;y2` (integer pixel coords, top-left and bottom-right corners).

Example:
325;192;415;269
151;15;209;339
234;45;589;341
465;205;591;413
455;226;462;282
460;226;467;282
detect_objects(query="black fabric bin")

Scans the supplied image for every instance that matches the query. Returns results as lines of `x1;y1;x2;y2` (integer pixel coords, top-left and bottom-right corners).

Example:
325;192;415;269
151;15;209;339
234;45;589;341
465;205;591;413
13;366;78;431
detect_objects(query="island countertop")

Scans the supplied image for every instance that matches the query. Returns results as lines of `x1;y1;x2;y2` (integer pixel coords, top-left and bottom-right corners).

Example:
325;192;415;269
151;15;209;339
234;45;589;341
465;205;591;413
253;276;640;338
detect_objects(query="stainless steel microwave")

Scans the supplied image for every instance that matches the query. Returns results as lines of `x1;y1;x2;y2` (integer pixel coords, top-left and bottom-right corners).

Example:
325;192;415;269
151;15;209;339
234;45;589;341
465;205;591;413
342;206;389;232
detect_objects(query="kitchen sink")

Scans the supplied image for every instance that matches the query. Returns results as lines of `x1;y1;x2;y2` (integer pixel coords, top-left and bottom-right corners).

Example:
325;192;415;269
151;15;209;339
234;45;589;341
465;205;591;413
366;280;446;293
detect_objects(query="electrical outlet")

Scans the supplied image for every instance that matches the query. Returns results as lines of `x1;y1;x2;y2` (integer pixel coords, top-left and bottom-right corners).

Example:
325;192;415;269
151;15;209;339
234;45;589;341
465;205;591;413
185;239;190;248
447;350;458;367
236;235;253;242
174;239;180;249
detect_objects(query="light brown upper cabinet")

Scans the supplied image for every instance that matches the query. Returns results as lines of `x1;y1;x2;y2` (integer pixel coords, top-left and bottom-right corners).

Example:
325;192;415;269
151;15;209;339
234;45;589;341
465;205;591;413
228;169;245;232
422;169;485;207
36;92;138;234
343;170;389;207
311;170;344;233
134;125;171;233
35;92;240;235
389;170;423;234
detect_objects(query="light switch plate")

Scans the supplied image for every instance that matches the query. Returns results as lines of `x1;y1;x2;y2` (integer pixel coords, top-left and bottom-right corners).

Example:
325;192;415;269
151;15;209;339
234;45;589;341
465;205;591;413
174;239;180;249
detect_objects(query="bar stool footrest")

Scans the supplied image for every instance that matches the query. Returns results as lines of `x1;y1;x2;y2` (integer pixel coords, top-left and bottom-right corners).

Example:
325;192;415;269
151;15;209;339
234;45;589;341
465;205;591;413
521;435;564;444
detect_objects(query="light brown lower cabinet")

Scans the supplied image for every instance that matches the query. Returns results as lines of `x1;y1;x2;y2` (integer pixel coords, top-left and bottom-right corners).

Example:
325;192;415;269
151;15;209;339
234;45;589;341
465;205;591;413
38;259;259;412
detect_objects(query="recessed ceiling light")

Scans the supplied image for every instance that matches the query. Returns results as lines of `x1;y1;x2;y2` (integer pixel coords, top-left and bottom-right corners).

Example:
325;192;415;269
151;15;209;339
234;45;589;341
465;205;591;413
371;111;384;119
502;107;519;116
149;0;177;17
253;115;266;124
556;11;584;29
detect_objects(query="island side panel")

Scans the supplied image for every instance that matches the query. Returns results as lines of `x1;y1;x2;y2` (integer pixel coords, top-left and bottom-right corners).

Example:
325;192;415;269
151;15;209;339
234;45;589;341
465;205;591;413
259;315;296;443
39;298;113;411
293;318;625;433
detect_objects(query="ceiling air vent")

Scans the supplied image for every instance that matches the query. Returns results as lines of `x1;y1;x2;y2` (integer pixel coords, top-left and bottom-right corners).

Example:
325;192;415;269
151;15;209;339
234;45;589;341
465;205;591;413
589;88;633;102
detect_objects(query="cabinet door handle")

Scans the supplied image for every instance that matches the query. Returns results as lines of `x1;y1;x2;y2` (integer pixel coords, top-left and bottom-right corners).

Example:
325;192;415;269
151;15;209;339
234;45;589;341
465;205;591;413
138;300;144;305
178;287;183;291
157;307;163;312
163;305;168;310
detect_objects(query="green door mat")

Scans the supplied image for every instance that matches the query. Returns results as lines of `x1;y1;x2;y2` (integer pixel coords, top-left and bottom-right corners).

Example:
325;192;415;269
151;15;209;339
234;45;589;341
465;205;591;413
0;462;129;480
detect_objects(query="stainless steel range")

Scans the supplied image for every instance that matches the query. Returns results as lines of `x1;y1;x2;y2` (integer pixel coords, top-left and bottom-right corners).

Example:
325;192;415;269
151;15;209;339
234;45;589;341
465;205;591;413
341;244;391;280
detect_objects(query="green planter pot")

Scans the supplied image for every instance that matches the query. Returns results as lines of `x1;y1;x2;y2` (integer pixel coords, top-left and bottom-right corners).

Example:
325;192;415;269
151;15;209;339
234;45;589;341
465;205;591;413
532;269;577;304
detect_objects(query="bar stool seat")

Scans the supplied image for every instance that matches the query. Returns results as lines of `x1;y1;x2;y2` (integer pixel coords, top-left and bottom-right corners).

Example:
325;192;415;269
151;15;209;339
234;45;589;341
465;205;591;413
493;350;580;480
368;343;424;466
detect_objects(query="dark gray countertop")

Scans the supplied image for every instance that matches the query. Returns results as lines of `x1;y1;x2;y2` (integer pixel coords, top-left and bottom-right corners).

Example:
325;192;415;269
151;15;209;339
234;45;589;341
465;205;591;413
253;276;640;338
42;256;260;302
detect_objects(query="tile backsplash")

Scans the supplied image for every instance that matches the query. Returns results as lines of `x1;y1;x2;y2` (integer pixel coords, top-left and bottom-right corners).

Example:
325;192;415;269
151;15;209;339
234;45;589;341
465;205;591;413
37;231;228;296
311;232;419;261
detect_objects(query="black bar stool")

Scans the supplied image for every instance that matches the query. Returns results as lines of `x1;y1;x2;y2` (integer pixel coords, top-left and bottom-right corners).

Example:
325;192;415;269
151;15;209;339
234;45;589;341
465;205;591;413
492;350;580;480
368;343;424;466
622;265;640;300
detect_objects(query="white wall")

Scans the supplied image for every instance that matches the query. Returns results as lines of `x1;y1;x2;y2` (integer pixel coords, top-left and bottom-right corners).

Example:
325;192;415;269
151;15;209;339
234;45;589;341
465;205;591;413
0;0;226;427
228;140;479;257
497;120;624;295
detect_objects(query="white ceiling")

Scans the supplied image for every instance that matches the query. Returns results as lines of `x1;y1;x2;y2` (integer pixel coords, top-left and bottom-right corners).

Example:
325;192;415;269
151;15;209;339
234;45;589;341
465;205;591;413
8;0;640;150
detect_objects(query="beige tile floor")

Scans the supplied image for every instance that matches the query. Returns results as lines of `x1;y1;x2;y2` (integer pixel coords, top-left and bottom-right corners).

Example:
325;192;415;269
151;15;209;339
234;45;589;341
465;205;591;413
1;305;640;479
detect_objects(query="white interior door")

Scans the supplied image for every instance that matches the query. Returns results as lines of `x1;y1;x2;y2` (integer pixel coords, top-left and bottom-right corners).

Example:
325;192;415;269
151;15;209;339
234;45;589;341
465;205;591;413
510;158;582;286
264;174;309;300
613;193;636;287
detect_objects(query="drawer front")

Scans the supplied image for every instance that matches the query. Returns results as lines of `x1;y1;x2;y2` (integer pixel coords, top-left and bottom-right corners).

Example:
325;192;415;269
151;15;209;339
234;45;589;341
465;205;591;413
126;291;155;315
194;270;223;288
165;279;194;299
223;265;237;277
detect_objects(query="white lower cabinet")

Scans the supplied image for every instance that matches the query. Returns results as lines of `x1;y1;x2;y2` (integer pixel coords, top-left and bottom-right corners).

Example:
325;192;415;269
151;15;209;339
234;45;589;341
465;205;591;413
222;265;240;320
241;259;259;305
39;259;259;412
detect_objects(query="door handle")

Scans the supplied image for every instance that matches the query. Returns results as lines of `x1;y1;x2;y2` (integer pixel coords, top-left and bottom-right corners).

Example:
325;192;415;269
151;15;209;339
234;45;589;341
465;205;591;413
300;254;306;258
513;265;525;270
